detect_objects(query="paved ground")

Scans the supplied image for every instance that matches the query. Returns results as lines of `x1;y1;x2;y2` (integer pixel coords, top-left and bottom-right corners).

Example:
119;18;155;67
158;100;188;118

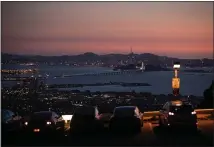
2;120;214;146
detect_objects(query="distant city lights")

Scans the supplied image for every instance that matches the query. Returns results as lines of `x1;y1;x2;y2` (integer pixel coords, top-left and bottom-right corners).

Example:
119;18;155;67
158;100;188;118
1;69;38;74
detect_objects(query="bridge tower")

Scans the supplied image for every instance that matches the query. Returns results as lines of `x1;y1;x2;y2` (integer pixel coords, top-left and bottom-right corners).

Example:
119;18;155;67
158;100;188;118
172;62;180;96
140;62;145;71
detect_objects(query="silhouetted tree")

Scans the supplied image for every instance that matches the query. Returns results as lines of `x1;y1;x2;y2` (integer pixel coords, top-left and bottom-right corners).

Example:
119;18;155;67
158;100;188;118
199;80;214;108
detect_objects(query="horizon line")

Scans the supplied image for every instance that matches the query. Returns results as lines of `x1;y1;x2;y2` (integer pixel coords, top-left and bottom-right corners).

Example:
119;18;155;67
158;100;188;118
1;52;212;60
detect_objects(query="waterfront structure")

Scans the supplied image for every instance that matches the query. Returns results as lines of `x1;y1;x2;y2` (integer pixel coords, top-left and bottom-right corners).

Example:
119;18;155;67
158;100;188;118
113;47;145;72
140;62;145;71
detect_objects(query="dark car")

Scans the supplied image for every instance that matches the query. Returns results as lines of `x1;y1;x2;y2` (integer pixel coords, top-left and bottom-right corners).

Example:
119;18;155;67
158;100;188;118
24;111;65;135
98;113;112;128
109;106;143;133
159;100;197;130
70;105;103;134
1;109;23;134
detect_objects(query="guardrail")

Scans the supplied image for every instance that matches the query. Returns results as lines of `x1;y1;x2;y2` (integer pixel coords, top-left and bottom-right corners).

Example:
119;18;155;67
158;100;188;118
143;109;214;116
145;108;213;115
62;109;214;123
143;109;214;121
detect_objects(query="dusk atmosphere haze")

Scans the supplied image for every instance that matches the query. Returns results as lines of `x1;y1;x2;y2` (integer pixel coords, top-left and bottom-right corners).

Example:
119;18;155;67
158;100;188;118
1;1;214;146
2;2;213;59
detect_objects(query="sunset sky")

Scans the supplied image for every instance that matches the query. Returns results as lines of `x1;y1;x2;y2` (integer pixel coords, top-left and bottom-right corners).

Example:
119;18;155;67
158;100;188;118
1;2;213;59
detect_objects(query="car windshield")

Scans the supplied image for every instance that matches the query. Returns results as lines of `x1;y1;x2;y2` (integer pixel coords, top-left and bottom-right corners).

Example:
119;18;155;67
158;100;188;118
114;107;135;117
170;105;194;113
31;112;52;120
2;110;8;119
74;107;95;116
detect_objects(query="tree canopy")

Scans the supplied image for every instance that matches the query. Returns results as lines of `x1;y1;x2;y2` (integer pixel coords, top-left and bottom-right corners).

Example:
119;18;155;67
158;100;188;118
199;80;214;108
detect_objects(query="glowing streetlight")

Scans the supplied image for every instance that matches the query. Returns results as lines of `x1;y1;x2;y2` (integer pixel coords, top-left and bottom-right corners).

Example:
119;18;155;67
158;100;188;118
172;62;180;96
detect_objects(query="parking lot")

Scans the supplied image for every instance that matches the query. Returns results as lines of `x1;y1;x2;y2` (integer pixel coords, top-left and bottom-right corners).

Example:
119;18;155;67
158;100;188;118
2;120;213;146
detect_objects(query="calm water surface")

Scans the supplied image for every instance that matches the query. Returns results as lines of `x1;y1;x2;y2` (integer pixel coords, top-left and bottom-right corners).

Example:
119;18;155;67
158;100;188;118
2;64;213;96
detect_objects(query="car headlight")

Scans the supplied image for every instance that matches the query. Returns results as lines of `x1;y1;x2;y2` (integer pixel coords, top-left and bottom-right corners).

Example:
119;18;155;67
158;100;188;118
169;112;174;115
46;121;51;125
191;111;196;115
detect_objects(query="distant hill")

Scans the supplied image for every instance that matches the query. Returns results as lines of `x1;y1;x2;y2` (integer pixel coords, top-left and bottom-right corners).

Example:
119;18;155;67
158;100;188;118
1;52;213;67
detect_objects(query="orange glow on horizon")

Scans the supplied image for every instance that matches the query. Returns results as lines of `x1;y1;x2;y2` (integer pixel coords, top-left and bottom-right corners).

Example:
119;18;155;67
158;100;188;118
1;2;213;58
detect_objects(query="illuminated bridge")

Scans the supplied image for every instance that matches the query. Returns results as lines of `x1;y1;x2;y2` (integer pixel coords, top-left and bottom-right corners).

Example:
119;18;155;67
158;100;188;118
55;70;143;78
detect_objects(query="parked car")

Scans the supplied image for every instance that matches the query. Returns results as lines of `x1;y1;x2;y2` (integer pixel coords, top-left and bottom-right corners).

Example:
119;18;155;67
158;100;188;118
109;106;143;133
1;109;23;134
23;111;65;135
98;113;112;128
159;100;197;131
70;105;103;134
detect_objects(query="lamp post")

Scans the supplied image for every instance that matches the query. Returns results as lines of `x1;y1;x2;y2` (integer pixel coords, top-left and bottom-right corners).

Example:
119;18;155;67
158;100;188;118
172;62;180;96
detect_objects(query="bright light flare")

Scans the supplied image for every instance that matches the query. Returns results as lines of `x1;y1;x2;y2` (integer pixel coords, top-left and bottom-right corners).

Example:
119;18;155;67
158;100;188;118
24;122;28;125
62;115;73;122
191;111;196;115
46;121;51;125
169;112;174;115
173;64;180;69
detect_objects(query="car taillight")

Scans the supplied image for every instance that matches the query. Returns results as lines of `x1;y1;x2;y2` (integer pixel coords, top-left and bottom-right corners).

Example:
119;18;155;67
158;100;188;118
191;111;196;115
46;121;51;125
169;112;174;115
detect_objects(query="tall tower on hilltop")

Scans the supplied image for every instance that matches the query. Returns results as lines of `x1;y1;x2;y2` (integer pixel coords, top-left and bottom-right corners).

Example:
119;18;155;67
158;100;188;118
129;47;135;64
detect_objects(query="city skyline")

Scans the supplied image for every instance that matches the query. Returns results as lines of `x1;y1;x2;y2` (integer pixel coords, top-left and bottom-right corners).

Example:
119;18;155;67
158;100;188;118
2;2;213;59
